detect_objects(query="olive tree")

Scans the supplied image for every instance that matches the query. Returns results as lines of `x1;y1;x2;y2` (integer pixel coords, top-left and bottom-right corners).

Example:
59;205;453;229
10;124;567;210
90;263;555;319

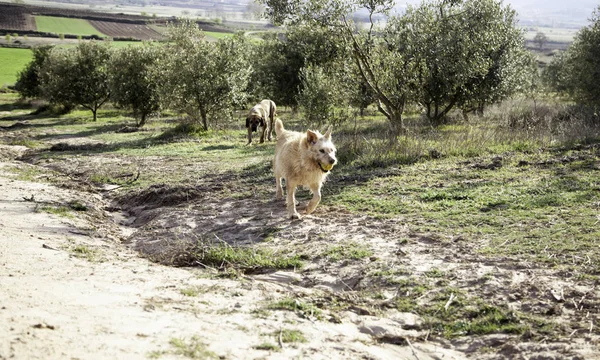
109;44;162;127
248;25;348;108
261;0;533;132
544;6;600;107
15;45;54;99
160;20;252;130
40;41;112;121
393;0;535;123
261;0;415;134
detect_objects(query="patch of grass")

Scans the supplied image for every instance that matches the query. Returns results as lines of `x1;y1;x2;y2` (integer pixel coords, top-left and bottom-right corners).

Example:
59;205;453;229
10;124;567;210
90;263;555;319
267;298;322;320
193;243;303;272
253;342;280;351
38;205;73;218
278;329;308;343
70;244;100;262
68;200;88;211
180;286;205;297
0;47;32;86
165;336;218;360
35;16;106;36
322;242;373;261
8;166;45;182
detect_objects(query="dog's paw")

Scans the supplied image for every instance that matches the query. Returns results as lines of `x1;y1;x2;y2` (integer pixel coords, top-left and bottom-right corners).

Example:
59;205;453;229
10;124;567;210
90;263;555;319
289;212;302;220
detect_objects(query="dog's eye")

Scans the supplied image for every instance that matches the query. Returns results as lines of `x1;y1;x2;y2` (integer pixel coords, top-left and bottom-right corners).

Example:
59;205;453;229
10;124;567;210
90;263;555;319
319;149;325;153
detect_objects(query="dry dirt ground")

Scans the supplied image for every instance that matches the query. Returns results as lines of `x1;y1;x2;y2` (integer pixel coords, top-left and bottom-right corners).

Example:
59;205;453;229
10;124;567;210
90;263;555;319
1;136;599;359
0;144;463;359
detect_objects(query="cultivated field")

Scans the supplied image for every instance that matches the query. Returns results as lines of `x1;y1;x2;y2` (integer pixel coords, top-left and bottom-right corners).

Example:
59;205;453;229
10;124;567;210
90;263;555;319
0;92;599;358
89;20;163;40
0;47;32;86
35;15;105;36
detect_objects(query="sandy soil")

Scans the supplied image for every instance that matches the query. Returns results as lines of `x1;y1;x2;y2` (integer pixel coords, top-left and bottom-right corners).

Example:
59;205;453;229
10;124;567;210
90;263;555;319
0;145;465;359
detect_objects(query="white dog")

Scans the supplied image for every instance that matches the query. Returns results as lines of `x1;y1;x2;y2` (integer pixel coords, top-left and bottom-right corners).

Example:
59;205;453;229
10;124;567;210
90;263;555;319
273;119;337;219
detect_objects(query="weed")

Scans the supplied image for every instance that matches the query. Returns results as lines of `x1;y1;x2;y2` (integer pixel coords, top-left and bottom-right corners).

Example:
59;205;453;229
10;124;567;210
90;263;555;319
253;342;280;351
180;286;205;297
70;244;100;262
278;329;308;343
38;205;73;218
322;242;373;261
167;336;218;359
267;298;322;320
193;243;303;272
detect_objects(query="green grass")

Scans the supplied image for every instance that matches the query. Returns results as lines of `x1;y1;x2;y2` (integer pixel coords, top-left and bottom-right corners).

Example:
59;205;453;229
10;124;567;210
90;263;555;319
0;48;32;86
194;243;304;272
267;298;322;320
203;31;235;40
278;329;307;343
151;337;218;360
35;16;106;36
322;242;373;261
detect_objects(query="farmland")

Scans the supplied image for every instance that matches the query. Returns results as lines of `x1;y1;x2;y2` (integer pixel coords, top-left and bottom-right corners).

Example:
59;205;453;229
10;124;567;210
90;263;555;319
89;20;163;40
35;15;106;36
0;47;32;86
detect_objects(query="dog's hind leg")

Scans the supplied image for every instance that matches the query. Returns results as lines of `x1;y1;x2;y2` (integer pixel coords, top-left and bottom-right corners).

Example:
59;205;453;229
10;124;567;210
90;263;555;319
285;180;300;219
305;183;322;215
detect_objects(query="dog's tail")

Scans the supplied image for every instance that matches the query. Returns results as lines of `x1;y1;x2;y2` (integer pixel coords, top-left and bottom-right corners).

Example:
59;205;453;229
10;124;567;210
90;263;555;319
275;118;284;137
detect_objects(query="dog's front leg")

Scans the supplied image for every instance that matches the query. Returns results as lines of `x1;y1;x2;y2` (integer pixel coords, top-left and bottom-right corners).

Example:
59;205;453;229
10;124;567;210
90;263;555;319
259;125;266;143
305;183;322;214
275;177;284;200
285;181;300;219
247;127;253;144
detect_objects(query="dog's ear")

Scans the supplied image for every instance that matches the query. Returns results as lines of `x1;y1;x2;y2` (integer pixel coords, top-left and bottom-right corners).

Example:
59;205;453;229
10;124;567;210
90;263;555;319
324;126;332;140
246;117;250;128
260;117;266;127
306;130;318;145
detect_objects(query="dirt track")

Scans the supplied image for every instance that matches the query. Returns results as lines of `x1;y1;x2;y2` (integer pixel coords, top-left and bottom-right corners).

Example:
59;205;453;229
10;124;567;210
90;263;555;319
0;146;466;360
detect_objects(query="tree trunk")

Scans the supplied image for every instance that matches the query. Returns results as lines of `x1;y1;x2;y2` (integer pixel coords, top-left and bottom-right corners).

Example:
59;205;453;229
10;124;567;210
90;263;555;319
92;108;97;122
138;113;147;127
200;107;208;131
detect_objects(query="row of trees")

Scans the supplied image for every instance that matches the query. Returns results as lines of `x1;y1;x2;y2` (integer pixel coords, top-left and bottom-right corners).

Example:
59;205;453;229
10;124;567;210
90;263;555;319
15;22;251;129
15;0;600;134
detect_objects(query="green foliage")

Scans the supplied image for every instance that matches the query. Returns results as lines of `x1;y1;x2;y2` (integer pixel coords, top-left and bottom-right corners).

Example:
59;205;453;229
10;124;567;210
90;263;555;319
533;31;548;49
109;44;162;127
160;19;251;130
15;45;54;99
389;0;534;124
40;41;112;121
544;6;600;107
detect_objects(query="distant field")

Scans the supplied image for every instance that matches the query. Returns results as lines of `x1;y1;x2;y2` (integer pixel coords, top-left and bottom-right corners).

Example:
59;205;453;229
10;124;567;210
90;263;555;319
203;31;235;40
523;26;578;44
35;15;105;36
0;48;32;86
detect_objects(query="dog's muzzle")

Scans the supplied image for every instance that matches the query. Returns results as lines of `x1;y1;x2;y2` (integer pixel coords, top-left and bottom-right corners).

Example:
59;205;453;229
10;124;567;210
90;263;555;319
251;124;258;132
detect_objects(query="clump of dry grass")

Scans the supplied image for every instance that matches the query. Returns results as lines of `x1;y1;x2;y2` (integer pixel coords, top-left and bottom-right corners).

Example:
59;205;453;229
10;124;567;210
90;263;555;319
335;99;600;169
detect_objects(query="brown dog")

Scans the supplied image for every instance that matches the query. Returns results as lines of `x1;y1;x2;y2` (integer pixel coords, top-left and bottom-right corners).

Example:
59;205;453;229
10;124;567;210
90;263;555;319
246;99;276;144
273;119;337;219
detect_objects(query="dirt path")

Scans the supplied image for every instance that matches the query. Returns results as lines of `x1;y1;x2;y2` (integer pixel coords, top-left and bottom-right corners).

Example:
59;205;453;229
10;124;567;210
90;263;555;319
0;148;464;359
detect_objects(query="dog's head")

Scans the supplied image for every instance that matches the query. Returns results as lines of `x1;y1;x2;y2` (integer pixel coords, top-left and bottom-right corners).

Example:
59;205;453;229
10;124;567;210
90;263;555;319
246;115;265;132
306;127;337;173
